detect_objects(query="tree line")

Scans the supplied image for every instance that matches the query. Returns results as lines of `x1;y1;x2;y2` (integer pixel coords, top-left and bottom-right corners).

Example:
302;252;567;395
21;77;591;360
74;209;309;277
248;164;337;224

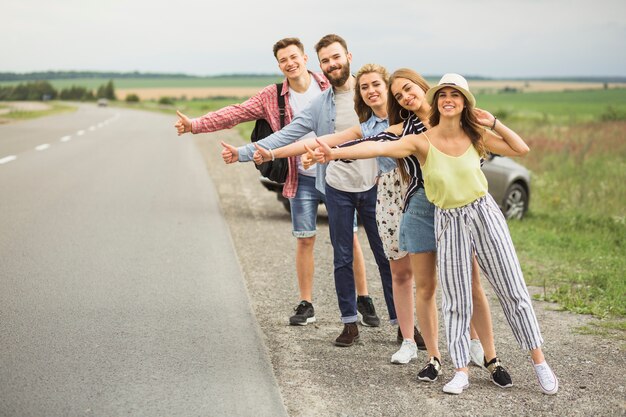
0;80;117;101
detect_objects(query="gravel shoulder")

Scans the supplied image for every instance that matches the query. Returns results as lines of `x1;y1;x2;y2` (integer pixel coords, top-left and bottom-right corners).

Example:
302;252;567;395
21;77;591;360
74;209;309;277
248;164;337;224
194;132;625;417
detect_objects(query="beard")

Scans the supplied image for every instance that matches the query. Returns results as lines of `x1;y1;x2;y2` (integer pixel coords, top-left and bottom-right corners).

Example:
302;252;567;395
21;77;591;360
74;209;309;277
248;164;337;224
324;62;351;87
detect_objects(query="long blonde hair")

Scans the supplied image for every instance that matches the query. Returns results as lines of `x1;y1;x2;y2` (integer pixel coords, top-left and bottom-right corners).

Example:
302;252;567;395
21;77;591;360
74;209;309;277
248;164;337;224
353;63;390;123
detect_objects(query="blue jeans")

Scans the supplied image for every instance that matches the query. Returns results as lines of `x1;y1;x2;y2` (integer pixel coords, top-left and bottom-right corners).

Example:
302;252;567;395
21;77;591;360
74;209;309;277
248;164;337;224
290;174;325;238
324;183;396;324
289;174;357;237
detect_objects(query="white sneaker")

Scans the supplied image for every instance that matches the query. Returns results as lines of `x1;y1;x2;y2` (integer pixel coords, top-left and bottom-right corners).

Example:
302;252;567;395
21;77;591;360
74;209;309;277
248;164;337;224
533;361;559;395
391;339;418;364
443;371;470;395
469;339;486;370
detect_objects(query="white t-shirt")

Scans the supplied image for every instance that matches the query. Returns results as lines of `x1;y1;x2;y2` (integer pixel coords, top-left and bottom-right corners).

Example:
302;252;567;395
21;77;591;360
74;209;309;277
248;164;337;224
289;80;322;176
324;88;378;192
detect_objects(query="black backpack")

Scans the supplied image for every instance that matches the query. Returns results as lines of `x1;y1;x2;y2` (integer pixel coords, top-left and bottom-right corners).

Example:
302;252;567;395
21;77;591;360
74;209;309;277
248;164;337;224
250;83;289;183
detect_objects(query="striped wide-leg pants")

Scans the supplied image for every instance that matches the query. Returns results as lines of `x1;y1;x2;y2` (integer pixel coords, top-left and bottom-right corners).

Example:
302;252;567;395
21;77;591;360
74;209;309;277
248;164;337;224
435;194;543;369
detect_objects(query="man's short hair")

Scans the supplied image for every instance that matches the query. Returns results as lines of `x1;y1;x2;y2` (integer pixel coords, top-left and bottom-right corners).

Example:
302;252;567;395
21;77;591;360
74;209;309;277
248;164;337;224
272;37;305;59
314;34;348;54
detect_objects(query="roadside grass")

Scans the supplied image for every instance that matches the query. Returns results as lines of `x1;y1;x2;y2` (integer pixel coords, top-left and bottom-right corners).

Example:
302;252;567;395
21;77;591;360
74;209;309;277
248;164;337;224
0;102;75;122
124;97;256;141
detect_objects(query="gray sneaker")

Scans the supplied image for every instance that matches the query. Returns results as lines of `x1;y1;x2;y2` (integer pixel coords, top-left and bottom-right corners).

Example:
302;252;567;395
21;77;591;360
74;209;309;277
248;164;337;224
289;301;316;326
357;295;380;327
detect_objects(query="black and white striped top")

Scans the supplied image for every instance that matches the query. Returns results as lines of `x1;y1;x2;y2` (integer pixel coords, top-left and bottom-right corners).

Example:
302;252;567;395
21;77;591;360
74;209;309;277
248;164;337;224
340;113;427;212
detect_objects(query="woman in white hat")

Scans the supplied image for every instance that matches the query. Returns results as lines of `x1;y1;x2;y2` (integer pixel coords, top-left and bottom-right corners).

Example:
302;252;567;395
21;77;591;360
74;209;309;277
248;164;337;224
312;73;558;396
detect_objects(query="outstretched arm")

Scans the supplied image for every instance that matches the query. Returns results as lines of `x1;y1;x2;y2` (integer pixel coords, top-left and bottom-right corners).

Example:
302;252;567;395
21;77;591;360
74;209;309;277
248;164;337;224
314;134;426;163
254;124;363;162
474;108;529;157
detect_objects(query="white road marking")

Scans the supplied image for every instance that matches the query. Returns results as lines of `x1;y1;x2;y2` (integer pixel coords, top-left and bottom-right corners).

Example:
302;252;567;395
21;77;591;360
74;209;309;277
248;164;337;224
77;130;85;136
0;155;17;165
60;136;72;142
89;126;96;131
35;144;50;151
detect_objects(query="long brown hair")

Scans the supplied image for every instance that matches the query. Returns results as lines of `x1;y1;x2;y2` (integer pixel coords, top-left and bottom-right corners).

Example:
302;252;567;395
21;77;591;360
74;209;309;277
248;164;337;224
353;64;390;123
428;90;487;157
386;69;430;182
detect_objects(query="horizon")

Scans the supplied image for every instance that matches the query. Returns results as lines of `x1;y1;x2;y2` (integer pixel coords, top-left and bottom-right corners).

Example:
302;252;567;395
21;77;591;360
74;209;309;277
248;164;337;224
1;70;625;82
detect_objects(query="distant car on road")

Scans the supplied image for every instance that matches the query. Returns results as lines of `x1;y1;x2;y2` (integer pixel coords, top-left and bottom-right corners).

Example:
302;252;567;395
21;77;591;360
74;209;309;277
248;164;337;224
97;98;109;107
260;154;531;220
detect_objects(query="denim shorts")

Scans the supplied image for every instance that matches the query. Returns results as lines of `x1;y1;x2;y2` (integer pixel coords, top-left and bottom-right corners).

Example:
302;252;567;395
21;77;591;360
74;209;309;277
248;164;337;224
398;187;437;253
290;174;357;238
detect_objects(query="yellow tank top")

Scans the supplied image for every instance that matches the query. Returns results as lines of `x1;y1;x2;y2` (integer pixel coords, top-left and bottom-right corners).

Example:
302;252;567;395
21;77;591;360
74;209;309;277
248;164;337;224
422;133;488;209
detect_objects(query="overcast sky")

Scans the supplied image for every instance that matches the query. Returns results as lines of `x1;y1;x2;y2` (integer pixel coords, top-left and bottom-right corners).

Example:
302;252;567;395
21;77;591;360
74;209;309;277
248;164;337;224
2;0;625;78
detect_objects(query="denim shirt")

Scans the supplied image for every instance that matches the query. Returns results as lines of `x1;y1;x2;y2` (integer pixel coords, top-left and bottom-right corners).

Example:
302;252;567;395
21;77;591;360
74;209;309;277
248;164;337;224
359;115;395;174
237;88;338;194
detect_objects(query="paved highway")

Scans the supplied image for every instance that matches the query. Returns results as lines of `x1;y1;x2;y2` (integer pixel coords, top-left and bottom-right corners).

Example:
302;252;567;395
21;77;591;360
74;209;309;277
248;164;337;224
0;104;287;416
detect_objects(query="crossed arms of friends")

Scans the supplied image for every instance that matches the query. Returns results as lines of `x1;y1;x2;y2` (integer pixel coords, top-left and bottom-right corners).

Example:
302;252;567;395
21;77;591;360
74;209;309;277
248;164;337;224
312;108;529;165
250;120;405;165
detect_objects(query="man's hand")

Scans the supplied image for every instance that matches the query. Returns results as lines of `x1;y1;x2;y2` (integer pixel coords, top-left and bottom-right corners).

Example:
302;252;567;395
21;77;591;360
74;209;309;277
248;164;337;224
253;143;271;165
301;145;317;170
221;141;239;164
174;110;192;136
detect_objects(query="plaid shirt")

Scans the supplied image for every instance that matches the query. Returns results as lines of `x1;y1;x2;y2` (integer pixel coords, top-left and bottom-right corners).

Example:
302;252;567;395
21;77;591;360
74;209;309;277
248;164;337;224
191;71;330;198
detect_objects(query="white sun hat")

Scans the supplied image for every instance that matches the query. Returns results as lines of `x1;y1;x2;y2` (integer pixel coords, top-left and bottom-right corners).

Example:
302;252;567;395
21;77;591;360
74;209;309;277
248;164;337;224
425;73;476;107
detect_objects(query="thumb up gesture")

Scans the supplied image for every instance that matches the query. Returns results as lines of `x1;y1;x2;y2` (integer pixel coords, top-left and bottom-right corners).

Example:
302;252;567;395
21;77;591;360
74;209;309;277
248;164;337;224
174;110;192;136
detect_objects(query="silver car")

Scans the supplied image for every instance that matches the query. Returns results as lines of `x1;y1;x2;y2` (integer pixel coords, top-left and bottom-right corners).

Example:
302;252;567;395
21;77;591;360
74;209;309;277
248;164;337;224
260;155;531;220
480;155;531;219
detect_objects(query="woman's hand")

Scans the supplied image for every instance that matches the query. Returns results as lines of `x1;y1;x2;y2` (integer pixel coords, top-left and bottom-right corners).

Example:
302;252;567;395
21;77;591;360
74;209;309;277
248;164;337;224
221;141;239;164
311;139;334;164
253;143;271;165
174;110;192;135
473;108;496;129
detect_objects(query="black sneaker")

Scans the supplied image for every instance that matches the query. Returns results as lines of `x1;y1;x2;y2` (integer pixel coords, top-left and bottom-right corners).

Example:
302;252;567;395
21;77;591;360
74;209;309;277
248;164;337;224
484;357;513;388
357;295;380;327
397;326;427;351
417;357;442;382
289;301;316;326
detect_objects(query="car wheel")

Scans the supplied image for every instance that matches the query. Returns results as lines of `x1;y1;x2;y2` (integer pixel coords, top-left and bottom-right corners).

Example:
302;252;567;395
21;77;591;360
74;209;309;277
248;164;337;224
282;199;291;213
503;183;528;220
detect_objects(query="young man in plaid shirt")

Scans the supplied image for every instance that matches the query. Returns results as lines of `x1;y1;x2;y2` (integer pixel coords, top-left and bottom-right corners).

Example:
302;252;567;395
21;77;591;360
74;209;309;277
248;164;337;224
174;37;375;326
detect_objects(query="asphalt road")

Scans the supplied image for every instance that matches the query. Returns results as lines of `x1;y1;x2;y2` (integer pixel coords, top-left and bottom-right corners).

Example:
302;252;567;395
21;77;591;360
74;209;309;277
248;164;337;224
0;104;287;417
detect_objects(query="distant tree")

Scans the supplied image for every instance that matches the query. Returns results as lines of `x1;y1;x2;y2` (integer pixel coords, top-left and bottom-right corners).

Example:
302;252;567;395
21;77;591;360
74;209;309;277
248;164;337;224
59;85;95;101
158;96;175;105
0;81;57;101
125;93;140;103
96;80;116;100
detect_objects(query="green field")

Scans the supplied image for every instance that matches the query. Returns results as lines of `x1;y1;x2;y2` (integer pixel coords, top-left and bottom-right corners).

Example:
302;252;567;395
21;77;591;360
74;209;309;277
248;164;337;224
476;89;626;123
